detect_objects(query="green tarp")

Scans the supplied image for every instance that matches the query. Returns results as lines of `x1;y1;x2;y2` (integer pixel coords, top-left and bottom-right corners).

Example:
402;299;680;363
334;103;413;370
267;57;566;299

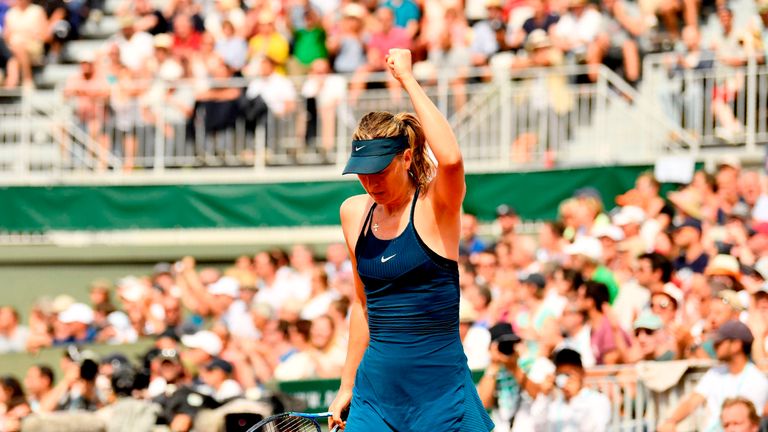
0;166;652;232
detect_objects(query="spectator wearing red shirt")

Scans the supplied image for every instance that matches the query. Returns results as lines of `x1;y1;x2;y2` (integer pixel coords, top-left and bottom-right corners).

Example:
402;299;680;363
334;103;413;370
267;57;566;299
348;7;411;104
172;14;202;58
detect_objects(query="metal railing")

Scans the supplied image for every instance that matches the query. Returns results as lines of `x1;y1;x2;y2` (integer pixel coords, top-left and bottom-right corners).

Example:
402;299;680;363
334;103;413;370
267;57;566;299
584;361;712;432
0;64;697;183
643;53;768;154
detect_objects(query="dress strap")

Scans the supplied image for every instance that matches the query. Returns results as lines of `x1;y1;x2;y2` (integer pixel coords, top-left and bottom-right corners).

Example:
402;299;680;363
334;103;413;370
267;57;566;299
359;201;378;238
408;186;420;223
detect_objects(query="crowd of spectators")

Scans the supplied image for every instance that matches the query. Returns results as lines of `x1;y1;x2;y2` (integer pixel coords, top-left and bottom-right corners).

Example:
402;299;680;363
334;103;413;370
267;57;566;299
3;158;768;430
2;0;764;170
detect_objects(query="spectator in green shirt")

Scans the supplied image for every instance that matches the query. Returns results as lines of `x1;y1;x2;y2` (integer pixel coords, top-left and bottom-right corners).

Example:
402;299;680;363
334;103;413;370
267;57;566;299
565;236;620;304
289;8;328;75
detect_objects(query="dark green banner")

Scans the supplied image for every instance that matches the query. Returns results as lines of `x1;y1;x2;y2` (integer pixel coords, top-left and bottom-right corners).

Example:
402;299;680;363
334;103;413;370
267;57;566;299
0;166;650;232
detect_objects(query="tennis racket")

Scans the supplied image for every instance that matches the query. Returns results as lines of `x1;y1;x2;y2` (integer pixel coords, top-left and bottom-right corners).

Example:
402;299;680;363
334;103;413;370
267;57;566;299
245;411;340;432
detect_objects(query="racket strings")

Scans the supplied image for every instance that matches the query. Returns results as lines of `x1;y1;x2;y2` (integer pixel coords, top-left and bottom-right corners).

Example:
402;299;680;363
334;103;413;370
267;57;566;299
261;414;320;432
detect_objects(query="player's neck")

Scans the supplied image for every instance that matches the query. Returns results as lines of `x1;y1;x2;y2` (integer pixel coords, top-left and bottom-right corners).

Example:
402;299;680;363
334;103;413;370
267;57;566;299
380;186;415;215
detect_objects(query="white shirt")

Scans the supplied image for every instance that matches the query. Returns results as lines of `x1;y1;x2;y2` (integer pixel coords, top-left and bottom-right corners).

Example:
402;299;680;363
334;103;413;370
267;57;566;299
613;280;651;332
531;387;611;432
245;74;297;116
560;326;596;368
695;362;768;431
463;325;491;370
113;31;155;72
0;325;30;353
301;75;347;108
553;9;602;53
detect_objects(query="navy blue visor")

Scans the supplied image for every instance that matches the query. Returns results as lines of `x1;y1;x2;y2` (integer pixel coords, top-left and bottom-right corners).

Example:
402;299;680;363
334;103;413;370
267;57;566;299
342;136;410;175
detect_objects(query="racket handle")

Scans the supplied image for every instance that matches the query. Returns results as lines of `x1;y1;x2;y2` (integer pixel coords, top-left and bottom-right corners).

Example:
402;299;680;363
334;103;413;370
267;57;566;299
330;426;340;432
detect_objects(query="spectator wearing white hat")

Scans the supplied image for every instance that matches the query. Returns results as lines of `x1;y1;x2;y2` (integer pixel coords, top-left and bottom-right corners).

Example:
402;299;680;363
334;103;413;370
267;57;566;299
613;205;647;261
207;276;250;335
53;303;97;346
181;330;223;372
591;224;624;271
566;236;620;304
695;290;746;360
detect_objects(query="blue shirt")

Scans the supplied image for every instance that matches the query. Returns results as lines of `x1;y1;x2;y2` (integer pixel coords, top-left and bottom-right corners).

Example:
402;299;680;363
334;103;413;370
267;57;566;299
381;0;420;28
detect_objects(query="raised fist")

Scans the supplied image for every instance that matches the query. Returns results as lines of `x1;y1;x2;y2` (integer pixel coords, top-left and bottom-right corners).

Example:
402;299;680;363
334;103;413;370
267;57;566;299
386;48;413;83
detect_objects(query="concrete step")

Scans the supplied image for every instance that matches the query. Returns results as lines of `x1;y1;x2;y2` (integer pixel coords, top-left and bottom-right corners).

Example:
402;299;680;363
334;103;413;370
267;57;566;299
37;64;79;88
64;39;108;64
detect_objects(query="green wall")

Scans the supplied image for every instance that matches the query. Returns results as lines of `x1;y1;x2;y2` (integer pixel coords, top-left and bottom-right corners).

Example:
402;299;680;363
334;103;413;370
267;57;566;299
0;166;651;232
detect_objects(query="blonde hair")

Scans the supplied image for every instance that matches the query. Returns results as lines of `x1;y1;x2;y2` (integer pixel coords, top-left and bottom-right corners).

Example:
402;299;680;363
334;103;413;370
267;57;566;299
352;111;435;190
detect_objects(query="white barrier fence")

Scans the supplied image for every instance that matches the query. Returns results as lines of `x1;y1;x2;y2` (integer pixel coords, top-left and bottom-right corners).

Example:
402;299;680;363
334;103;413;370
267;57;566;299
0;64;697;182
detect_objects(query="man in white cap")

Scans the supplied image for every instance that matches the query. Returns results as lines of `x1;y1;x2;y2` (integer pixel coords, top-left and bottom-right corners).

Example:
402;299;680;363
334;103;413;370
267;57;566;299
181;330;222;372
566;236;620;304
55;303;97;345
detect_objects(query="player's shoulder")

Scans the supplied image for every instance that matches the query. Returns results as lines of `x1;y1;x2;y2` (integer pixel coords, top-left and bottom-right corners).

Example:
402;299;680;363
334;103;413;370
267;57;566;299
340;194;371;220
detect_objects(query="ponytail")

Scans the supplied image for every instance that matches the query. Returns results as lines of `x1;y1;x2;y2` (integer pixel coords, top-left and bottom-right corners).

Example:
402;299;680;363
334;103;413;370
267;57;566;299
393;112;435;191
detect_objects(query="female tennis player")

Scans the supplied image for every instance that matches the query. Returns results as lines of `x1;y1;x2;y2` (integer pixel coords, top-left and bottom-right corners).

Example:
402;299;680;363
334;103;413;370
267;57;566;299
328;48;494;431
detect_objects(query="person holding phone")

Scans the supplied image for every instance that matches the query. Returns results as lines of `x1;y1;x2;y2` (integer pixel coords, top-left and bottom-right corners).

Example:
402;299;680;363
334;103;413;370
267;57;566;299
327;48;493;431
530;348;611;432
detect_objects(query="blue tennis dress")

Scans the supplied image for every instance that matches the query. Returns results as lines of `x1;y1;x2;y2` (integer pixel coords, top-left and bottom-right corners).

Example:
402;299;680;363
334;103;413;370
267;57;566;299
346;189;494;432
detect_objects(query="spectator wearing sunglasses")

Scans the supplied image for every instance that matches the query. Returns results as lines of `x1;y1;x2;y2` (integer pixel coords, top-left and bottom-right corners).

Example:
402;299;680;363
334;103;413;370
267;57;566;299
650;283;683;327
625;312;675;362
530;348;611;432
659;321;768;432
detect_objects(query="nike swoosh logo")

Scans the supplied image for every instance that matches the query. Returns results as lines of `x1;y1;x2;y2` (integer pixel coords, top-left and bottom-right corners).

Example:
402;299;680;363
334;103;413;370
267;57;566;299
381;254;396;263
355;145;366;151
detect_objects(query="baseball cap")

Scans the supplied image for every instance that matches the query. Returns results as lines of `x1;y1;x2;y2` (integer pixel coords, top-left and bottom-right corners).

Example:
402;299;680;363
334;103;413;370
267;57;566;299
633;312;663;331
591;224;625;242
342;135;410;175
573;187;601;200
59;303;94;325
717;289;746;311
705;254;742;280
208;276;240;298
519;272;546;290
613;206;646;226
153;262;173;276
101;352;131;369
204;357;234;374
181;330;222;356
495;204;517;217
674;217;703;232
660;282;684;306
714;320;754;345
489;322;518;343
717;155;742;170
564;236;603;262
553;348;583;369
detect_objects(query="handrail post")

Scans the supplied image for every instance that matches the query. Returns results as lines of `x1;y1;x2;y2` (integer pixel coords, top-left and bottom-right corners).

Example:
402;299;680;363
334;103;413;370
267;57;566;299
17;88;32;175
746;55;758;154
595;68;608;164
154;83;166;174
499;76;511;168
